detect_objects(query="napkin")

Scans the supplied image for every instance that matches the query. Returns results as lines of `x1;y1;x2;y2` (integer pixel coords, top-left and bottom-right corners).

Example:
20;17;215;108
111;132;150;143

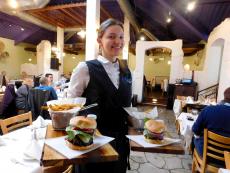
23;140;44;161
0;136;7;146
32;116;48;129
148;106;158;119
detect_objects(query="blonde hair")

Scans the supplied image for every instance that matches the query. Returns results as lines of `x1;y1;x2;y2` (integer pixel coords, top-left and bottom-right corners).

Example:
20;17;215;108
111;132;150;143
97;18;123;39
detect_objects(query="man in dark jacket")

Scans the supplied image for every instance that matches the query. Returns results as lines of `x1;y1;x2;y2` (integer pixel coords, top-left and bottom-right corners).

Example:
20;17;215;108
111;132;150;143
192;87;230;157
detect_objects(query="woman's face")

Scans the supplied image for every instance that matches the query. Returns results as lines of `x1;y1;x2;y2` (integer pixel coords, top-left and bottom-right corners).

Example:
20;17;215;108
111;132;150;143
97;25;124;61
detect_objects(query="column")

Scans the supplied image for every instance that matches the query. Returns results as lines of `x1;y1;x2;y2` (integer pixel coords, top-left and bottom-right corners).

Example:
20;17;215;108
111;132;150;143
85;0;100;60
122;16;130;60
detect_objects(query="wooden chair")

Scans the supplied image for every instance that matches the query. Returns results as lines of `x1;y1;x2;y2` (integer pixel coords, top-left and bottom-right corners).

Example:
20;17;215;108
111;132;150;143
0;111;32;134
43;164;73;173
224;151;230;169
192;129;230;173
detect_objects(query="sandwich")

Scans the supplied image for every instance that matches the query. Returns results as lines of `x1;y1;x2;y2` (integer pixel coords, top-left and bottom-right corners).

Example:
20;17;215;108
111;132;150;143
143;119;165;144
65;116;97;150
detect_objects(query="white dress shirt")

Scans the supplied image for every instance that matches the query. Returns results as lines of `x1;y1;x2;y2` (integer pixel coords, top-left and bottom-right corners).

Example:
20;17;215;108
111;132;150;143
68;55;120;98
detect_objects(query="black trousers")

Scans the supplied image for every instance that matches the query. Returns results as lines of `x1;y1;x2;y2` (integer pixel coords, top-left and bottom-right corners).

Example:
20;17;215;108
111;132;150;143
75;132;130;173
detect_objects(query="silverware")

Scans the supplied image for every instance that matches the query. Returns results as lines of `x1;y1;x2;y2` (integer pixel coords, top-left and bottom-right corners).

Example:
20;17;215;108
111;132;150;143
80;103;98;111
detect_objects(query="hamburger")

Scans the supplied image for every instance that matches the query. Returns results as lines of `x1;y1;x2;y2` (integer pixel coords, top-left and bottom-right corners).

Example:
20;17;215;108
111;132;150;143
65;116;97;150
143;119;165;144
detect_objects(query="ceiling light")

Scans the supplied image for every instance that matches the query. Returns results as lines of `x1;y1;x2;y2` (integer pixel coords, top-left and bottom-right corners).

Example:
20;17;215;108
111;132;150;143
149;58;153;61
28;58;32;62
166;17;172;23
72;56;76;59
167;60;171;65
184;64;190;71
187;1;196;11
77;30;86;39
0;0;50;11
21;27;24;31
8;0;18;9
51;46;58;52
140;36;145;41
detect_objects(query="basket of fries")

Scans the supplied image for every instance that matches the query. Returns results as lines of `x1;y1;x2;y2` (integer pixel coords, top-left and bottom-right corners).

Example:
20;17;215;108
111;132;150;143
47;98;86;130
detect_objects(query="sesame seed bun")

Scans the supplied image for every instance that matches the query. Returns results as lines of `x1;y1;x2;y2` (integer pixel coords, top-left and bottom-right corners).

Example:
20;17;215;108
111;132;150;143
69;116;97;129
145;120;165;133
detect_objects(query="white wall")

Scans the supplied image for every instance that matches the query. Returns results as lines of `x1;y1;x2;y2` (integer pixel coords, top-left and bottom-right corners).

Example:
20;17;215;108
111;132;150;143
133;40;183;102
195;18;230;101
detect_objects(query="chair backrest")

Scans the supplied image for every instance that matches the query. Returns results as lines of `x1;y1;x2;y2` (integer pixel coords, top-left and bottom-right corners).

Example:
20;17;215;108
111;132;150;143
224;151;230;169
28;88;50;120
0;111;32;134
202;129;230;172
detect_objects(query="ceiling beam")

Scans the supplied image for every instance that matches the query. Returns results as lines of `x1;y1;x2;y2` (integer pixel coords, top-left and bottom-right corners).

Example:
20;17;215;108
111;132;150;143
29;12;65;28
59;9;84;25
68;8;85;25
101;6;112;18
25;2;86;12
157;0;208;41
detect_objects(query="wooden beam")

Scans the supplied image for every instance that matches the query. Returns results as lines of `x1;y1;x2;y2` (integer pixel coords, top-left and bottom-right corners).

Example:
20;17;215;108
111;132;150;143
59;9;84;25
25;2;86;12
29;12;65;28
68;8;85;25
101;6;112;18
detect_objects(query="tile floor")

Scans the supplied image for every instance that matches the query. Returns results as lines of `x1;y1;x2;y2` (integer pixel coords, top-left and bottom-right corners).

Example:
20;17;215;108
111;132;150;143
127;107;192;173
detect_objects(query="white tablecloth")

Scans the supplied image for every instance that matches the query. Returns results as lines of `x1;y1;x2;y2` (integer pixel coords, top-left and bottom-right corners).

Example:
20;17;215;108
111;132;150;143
177;112;197;151
0;120;50;173
219;168;230;173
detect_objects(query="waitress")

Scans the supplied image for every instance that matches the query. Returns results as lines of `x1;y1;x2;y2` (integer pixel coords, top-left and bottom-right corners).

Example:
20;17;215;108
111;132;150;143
68;18;132;173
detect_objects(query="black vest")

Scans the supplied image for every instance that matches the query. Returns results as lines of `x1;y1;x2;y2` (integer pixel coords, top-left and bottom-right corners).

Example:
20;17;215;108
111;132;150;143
82;59;132;133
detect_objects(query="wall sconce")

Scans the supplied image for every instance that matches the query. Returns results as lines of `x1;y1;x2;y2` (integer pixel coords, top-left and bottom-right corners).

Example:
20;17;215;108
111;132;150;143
77;30;86;39
184;64;190;71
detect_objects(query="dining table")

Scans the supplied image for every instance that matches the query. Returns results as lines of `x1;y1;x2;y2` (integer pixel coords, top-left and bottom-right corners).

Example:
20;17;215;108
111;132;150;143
128;128;185;154
41;125;118;167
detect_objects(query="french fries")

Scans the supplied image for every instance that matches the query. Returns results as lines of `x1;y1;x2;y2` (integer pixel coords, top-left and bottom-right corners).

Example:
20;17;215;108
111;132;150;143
48;104;82;111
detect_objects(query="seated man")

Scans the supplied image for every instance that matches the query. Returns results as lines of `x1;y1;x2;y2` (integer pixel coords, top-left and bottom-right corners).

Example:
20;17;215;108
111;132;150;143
35;77;58;100
45;73;54;87
192;87;230;157
15;78;33;111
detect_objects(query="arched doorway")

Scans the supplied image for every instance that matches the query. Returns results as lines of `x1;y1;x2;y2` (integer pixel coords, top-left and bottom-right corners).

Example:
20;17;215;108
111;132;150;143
133;40;184;102
143;47;172;102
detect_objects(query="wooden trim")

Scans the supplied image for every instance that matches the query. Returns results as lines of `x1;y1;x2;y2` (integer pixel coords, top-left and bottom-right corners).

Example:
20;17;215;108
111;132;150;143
68;8;85;25
25;2;86;12
0;112;32;134
59;9;84;25
29;12;65;28
101;6;112;18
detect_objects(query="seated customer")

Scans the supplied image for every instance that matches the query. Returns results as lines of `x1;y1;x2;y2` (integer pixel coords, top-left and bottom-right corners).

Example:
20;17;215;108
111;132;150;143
15;78;33;111
35;77;58;100
192;87;230;157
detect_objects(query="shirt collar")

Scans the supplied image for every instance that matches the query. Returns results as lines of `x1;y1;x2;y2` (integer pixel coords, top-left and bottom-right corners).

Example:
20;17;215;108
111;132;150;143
97;55;118;65
224;102;230;106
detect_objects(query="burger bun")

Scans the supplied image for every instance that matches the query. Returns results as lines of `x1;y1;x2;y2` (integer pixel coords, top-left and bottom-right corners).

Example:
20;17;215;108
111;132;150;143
65;139;94;150
144;137;165;144
145;120;165;133
70;116;96;129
